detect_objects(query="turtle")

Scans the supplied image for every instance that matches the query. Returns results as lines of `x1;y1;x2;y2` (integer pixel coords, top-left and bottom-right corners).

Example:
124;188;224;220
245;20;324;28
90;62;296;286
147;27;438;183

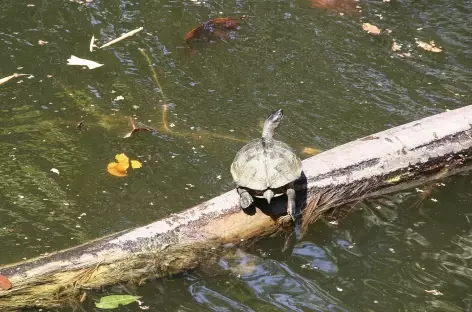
230;108;302;223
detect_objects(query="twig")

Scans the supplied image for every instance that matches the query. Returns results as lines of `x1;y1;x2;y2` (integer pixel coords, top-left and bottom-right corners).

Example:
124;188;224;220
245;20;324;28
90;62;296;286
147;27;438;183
138;48;168;103
89;35;95;52
99;27;143;49
138;48;247;143
0;73;30;86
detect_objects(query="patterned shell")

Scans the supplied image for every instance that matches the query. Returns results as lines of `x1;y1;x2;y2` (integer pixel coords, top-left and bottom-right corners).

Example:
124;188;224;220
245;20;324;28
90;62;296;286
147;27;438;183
230;138;302;190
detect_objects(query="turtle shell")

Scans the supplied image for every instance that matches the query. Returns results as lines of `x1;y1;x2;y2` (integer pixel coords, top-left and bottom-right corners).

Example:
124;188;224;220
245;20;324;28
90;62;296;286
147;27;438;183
230;138;302;191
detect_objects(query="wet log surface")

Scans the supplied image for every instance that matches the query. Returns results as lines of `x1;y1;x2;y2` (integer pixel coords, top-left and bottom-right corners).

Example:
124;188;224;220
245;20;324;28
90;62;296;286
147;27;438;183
1;106;472;311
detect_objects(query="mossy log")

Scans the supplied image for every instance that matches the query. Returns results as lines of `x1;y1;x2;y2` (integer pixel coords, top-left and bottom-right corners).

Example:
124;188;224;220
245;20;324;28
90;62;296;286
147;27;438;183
2;106;472;311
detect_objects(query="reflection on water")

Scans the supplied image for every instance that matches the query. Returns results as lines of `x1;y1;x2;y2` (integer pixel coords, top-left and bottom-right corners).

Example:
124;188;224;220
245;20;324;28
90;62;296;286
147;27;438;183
1;0;472;310
179;178;472;312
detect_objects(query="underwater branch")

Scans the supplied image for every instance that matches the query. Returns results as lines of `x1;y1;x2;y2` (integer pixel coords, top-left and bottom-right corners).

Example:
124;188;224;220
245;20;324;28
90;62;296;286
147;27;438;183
1;106;472;310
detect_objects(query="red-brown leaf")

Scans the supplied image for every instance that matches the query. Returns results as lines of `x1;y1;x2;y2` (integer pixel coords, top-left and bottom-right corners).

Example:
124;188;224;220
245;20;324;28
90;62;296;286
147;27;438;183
185;17;240;41
0;274;12;291
311;0;360;15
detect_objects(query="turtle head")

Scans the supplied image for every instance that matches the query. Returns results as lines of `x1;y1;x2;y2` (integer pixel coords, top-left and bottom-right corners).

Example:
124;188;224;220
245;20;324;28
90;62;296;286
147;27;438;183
262;108;284;139
263;189;275;204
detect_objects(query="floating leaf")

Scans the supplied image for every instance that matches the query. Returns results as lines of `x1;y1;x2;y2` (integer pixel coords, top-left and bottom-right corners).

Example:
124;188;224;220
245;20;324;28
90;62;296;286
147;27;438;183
131;160;142;169
95;295;141;309
391;41;402;51
107;162;128;177
114;153;130;165
311;0;359;15
0;274;12;291
107;153;142;177
123;117;157;138
67;55;104;70
302;147;321;156
50;168;60;175
362;23;381;35
415;40;442;53
185;17;240;42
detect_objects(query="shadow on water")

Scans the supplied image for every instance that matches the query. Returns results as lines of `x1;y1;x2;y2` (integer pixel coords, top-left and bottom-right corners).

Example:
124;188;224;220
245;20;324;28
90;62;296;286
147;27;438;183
241;170;308;219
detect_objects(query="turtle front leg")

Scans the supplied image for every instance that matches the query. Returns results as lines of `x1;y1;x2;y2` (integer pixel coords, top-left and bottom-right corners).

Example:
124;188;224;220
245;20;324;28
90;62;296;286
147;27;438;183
286;182;300;220
237;187;254;209
278;182;300;225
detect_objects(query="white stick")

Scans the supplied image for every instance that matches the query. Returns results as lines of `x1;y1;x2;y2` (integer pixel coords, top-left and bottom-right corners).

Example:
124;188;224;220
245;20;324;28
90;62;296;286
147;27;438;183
99;27;144;49
0;73;30;86
89;35;95;52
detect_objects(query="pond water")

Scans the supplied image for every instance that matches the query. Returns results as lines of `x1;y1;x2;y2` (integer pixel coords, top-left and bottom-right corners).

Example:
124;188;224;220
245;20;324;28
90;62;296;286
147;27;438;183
0;0;471;311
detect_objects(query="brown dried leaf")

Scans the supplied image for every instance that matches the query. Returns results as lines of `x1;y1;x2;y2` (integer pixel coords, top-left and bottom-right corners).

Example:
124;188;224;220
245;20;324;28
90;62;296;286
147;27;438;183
391;41;402;51
362;23;381;35
311;0;359;15
185;17;240;41
416;40;442;53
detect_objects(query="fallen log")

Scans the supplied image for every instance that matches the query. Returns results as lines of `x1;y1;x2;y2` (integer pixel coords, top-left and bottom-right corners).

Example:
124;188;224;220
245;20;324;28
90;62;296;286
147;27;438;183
1;106;472;311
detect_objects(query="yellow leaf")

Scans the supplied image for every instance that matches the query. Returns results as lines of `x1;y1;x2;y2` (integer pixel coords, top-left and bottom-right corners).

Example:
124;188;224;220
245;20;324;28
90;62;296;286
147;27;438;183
115;153;129;164
131;160;142;169
107;162;128;177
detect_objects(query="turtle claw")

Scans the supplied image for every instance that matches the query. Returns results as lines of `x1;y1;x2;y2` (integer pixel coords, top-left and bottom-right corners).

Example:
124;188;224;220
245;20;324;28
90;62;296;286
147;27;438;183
237;188;254;209
277;214;293;227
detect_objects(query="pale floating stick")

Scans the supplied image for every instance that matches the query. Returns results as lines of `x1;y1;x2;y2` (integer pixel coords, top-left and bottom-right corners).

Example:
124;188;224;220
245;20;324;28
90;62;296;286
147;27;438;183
99;27;143;49
89;35;96;52
0;73;30;86
67;55;104;70
161;104;170;132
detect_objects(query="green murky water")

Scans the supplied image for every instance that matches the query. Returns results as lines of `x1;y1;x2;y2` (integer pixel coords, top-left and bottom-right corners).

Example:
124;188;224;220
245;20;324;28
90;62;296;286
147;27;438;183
1;0;471;310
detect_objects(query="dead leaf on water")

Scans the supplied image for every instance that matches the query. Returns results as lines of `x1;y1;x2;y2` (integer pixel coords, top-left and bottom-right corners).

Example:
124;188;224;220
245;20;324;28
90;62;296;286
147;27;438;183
67;55;103;69
391;41;402;51
415;39;442;53
311;0;360;15
302;147;321;156
185;17;241;42
362;23;381;35
123;117;157;138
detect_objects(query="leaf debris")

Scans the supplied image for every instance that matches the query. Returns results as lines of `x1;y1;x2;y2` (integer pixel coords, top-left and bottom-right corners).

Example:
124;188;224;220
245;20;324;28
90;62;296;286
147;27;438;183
415;39;442;53
67;55;104;70
362;23;381;35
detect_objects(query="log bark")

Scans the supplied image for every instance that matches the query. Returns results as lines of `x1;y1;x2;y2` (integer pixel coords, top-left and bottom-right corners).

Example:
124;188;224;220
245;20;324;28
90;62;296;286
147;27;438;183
1;106;472;311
